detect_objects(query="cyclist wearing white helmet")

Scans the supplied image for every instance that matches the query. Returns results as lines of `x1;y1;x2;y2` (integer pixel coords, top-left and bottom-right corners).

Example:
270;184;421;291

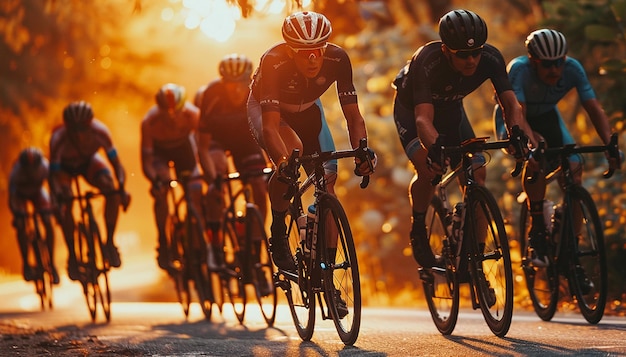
50;101;130;279
8;147;59;283
493;29;622;267
141;83;217;270
392;9;536;270
194;54;271;281
248;11;376;279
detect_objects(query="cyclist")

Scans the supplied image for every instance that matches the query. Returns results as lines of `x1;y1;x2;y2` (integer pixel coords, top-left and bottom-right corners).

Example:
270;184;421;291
195;54;271;291
493;29;622;268
8;147;60;284
141;83;216;270
392;9;536;269
49;101;130;280
248;11;376;313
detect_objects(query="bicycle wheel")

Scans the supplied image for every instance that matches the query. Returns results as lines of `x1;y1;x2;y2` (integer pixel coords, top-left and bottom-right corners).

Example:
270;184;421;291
318;194;361;345
283;206;315;341
169;218;191;317
187;214;215;321
246;204;277;326
91;219;111;323
423;195;459;335
567;186;607;324
33;236;54;310
467;186;513;337
519;201;558;321
77;222;98;322
222;213;246;323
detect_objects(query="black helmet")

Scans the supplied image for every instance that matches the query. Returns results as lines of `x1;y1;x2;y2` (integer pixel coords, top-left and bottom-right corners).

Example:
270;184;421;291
19;147;44;169
63;101;94;129
439;9;487;50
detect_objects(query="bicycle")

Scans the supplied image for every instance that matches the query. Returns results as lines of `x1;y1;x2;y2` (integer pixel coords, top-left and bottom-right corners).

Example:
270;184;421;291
274;138;373;346
68;176;112;322
164;172;219;320
218;167;277;326
422;128;527;337
519;134;619;324
23;208;55;310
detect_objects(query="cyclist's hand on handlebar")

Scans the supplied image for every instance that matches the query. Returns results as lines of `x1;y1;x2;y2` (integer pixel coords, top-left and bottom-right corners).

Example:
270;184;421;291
120;191;131;211
277;160;298;184
426;136;447;175
354;147;377;176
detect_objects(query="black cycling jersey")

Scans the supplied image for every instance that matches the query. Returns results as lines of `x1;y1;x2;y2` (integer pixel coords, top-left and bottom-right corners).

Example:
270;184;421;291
250;42;358;114
394;41;511;110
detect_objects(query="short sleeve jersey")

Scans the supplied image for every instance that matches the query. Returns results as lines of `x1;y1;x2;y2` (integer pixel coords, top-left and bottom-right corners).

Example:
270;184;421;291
394;41;512;109
507;56;596;118
250;43;358;114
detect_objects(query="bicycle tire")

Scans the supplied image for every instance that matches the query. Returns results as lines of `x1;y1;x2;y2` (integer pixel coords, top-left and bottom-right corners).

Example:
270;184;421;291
77;221;98;322
466;185;513;337
187;211;215;321
318;194;361;346
222;214;247;324
519;201;558;321
32;227;54;310
245;204;277;327
284;207;316;341
424;195;459;335
566;186;607;324
169;217;191;317
91;218;111;322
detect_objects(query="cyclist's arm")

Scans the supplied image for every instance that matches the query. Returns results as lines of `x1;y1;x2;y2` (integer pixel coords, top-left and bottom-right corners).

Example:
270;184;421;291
498;90;537;147
48;130;64;197
198;131;217;183
140;119;157;183
581;98;612;145
262;110;290;166
98;129;127;192
414;102;437;149
341;103;367;149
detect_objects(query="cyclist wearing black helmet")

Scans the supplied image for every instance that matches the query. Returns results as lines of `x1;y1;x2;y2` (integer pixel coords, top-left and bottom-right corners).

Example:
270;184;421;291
8;147;59;283
493;29;622;267
50;101;131;280
194;54;271;276
141;83;218;271
392;9;536;269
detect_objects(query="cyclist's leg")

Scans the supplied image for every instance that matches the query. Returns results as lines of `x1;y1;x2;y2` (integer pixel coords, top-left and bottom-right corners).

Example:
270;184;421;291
56;170;79;280
393;97;438;268
10;201;32;281
150;156;171;269
85;154;121;267
204;146;228;267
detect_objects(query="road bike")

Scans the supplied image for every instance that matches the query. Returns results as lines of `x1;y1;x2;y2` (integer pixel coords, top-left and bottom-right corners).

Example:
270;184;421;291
423;129;527;337
519;134;619;324
24;208;55;310
274;138;374;346
68;176;112;322
164;172;219;320
218;167;277;326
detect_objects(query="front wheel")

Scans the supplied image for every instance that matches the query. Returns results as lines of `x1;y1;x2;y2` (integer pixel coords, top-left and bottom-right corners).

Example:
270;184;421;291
424;195;459;335
467;186;513;337
222;214;246;324
567;187;607;324
520;201;559;321
318;195;361;346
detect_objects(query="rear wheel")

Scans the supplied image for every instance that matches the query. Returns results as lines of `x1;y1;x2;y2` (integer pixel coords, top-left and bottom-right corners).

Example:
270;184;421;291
92;220;111;322
187;213;215;321
283;207;315;341
34;236;54;310
246;205;277;326
567;187;607;324
222;213;246;323
520;201;558;321
77;222;98;322
423;195;459;335
169;217;191;317
467;186;513;337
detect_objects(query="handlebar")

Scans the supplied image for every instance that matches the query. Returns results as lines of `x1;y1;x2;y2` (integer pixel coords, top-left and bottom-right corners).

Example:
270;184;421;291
281;138;373;200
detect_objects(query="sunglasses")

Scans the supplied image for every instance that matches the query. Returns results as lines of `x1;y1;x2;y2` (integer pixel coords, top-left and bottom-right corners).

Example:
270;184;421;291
533;57;566;68
289;45;327;60
447;46;483;59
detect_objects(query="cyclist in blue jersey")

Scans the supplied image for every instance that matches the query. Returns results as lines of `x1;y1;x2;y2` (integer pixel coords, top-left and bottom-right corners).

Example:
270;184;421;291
392;9;536;269
247;11;376;277
493;29;622;267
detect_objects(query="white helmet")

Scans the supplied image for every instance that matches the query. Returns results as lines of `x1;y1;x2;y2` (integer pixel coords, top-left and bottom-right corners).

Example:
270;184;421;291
525;29;568;60
282;11;332;50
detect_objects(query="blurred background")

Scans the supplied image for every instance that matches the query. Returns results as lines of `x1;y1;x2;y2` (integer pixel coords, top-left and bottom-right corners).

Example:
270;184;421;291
1;0;625;314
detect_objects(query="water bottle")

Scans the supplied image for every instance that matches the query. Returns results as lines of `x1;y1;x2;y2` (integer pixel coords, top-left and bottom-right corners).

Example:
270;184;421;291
543;200;555;233
305;205;316;252
451;202;464;240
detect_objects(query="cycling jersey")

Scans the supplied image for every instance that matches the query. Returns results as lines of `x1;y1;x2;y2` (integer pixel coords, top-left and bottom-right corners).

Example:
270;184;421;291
196;79;266;172
493;56;591;151
250;43;358;114
393;41;510;162
8;158;52;213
